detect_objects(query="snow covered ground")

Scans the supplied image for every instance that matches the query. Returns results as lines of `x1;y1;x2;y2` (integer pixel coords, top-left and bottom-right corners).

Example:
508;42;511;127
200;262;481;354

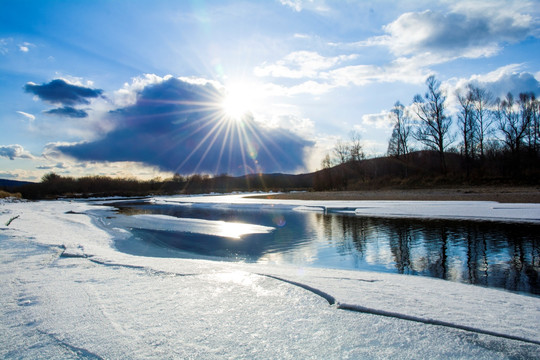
1;196;540;359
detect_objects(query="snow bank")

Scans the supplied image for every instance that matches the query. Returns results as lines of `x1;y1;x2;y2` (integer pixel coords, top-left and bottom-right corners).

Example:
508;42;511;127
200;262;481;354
155;194;540;223
1;199;539;359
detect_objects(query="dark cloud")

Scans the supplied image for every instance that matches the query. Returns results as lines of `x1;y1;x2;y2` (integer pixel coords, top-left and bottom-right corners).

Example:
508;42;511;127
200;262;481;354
476;71;540;99
56;77;313;175
0;144;35;160
36;162;68;170
44;106;88;118
24;79;103;106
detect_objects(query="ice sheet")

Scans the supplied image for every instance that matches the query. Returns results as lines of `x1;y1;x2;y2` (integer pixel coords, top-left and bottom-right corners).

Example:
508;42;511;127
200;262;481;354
155;193;540;223
1;198;539;359
111;213;275;239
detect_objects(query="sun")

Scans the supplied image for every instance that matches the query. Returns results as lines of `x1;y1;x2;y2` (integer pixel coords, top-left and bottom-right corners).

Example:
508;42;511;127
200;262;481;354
220;82;254;121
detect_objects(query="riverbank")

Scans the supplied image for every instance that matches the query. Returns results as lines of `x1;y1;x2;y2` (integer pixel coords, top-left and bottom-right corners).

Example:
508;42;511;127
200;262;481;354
253;186;540;203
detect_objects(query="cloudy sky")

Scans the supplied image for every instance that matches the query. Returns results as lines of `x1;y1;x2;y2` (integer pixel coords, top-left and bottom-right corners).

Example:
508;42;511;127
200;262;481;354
1;0;539;181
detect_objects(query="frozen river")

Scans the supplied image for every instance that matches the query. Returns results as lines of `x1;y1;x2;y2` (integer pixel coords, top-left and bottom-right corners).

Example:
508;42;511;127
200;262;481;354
103;198;540;295
2;195;540;358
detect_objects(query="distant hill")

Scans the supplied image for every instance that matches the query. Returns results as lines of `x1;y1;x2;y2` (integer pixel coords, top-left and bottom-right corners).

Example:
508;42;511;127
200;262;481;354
311;150;467;191
9;149;540;200
0;179;35;189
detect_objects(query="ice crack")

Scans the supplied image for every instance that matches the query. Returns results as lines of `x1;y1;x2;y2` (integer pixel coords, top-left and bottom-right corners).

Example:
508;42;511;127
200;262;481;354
262;274;540;347
56;245;200;277
259;274;337;305
337;303;540;346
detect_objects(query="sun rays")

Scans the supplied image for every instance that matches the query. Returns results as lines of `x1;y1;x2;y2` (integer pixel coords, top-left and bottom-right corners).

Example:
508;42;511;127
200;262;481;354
161;79;292;178
55;76;309;179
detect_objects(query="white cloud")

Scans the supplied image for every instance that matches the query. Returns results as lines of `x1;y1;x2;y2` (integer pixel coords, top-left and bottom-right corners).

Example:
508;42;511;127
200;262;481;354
258;80;333;97
0;171;19;179
18;42;35;52
0;38;11;55
257;1;540;93
279;0;329;13
267;114;315;138
308;1;539;89
288;80;335;95
444;64;540;104
255;49;431;96
361;110;394;130
279;0;306;12
304;134;341;171
264;56;430;96
321;0;539;89
376;2;537;60
329;57;431;87
0;169;40;181
16;111;35;121
0;144;35;160
254;51;357;79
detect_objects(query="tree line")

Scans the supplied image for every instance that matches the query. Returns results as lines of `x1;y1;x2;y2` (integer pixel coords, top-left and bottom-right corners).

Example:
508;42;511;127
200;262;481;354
13;172;313;200
317;75;539;190
390;75;539;176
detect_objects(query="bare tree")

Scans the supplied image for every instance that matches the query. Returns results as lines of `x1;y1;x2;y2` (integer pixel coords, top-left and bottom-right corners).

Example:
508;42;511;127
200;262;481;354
348;130;365;162
387;101;411;158
332;132;364;165
456;87;475;175
496;92;530;156
333;139;349;165
533;94;540;154
321;153;332;169
469;85;494;159
518;92;539;154
412;75;454;173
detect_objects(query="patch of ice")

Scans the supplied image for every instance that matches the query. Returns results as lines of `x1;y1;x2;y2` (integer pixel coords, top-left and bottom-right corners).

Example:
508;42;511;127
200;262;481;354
293;205;326;213
150;198;193;206
117;214;275;239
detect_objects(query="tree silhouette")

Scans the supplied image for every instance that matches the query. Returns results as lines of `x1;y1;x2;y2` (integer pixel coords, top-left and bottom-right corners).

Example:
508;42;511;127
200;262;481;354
469;85;494;160
412;76;454;174
456;86;475;177
387;101;412;158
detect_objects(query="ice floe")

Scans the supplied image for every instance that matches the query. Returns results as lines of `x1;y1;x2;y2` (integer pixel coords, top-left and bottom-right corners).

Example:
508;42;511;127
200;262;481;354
112;213;275;239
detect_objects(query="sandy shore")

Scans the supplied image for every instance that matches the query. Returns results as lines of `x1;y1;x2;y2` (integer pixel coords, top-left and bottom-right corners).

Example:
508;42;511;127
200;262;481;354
254;187;540;203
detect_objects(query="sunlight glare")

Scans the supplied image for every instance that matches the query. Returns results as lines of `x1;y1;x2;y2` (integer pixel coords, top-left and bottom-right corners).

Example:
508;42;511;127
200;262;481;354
218;221;254;239
221;82;254;121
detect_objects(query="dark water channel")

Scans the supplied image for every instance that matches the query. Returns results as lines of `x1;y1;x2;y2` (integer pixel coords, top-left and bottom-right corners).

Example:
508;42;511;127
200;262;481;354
108;200;540;296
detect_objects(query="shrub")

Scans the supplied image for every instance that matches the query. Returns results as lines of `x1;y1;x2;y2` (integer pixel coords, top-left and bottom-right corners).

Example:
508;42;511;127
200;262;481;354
0;190;22;199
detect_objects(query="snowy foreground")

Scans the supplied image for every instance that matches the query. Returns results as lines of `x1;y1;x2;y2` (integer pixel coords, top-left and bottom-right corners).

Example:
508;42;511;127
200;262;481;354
1;195;540;359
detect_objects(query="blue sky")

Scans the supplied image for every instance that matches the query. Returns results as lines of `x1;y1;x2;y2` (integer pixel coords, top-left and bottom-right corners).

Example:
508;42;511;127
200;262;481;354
1;0;539;181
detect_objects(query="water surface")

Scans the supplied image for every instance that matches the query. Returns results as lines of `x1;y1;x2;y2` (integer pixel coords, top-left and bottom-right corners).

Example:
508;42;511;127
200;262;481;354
104;200;540;296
